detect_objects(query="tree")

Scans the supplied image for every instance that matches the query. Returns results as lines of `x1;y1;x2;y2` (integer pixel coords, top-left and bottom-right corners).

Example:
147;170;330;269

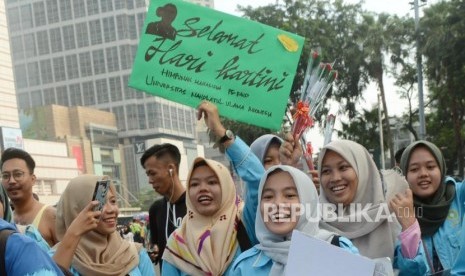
420;0;465;177
133;188;161;211
237;0;370;132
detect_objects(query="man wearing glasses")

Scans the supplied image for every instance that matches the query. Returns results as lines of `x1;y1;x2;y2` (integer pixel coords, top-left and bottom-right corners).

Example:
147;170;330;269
0;147;58;248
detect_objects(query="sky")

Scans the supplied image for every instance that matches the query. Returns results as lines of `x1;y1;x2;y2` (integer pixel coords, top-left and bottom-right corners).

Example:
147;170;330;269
214;0;435;153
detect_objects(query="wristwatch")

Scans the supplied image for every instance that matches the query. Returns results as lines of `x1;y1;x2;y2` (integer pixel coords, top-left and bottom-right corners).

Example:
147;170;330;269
213;130;234;152
219;129;234;144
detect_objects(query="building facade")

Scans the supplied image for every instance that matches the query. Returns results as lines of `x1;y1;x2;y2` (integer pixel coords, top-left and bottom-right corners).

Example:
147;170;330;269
20;104;134;205
5;0;207;195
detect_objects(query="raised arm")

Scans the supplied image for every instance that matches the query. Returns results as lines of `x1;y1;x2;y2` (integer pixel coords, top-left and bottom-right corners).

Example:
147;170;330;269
197;100;264;245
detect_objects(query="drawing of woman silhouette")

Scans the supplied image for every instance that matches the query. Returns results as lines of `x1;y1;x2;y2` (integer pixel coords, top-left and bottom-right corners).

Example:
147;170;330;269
146;3;177;41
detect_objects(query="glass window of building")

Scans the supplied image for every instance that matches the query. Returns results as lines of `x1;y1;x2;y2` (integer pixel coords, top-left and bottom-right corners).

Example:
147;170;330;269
73;0;86;18
126;104;138;130
96;79;109;104
126;0;134;9
20;4;33;29
24;33;37;58
106;46;119;72
37;30;50;55
89;19;103;45
127;15;137;39
136;12;146;37
82;81;96;105
131;45;138;62
186;109;194;134
163;104;170;129
30;90;43;107
122;75;137;99
46;0;60;24
136;89;144;99
92;49;106;75
116;15;129;40
170;106;179;131
135;0;145;8
75;22;89;48
65;54;80;79
7;7;21;31
56;86;69;106
27;62;41;87
69;83;82;106
43;88;55;105
86;0;99;15
119;45;131;70
112;106;126;131
60;0;73;21
155;102;163;127
179;108;186;132
62;25;76;50
18;93;30;109
146;102;156;128
53;57;66;82
102;17;116;43
40;59;54;84
10;36;24;60
109;76;123;101
79;52;93;77
33;2;46;27
101;0;113;12
114;0;125;10
49;27;63;53
14;64;28;88
138;104;146;129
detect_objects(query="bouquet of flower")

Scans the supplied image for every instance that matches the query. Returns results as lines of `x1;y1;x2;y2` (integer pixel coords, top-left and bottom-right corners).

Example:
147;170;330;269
304;141;315;171
291;50;338;140
323;114;336;146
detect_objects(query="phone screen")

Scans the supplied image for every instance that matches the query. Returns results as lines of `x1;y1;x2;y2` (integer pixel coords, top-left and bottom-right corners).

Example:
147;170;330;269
92;180;110;212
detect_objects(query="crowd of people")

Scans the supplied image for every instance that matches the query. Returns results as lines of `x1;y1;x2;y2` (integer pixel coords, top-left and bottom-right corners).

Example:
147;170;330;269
0;100;464;275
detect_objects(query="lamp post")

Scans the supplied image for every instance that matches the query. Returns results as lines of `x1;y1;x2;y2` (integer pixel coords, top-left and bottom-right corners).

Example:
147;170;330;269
413;0;426;140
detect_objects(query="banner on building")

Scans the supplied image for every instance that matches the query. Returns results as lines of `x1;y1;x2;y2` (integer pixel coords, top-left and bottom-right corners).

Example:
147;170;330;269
129;0;304;130
0;127;24;151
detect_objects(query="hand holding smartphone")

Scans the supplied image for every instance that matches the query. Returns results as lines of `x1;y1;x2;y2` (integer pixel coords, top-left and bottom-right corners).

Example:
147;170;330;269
92;180;110;212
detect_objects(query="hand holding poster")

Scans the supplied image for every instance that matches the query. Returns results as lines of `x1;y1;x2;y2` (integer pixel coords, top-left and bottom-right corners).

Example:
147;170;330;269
129;0;304;130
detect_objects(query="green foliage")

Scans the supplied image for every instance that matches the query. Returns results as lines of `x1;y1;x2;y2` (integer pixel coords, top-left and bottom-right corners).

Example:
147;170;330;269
420;0;465;177
237;0;464;176
239;0;370;121
132;187;161;211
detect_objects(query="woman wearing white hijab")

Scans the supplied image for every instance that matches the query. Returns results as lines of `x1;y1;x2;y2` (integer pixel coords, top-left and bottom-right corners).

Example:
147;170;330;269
318;140;408;260
231;165;358;276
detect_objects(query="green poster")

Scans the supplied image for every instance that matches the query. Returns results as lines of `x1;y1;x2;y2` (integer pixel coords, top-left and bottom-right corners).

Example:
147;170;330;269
129;0;304;130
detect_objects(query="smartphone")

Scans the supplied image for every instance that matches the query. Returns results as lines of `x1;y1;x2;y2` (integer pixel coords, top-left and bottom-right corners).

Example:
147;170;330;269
92;180;110;212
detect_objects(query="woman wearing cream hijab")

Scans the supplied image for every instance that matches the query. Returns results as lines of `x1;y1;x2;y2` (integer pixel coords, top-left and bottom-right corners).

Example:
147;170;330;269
162;157;254;276
318;140;408;260
53;174;155;276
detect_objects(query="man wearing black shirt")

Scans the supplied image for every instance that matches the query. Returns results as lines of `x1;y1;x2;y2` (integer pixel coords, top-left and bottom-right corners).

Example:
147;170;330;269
141;144;186;269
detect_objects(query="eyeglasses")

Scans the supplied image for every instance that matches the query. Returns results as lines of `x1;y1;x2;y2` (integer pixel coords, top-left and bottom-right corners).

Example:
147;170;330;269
1;171;27;182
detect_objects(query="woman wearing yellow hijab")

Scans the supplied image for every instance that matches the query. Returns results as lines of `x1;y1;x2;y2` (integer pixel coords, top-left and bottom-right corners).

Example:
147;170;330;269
162;157;252;276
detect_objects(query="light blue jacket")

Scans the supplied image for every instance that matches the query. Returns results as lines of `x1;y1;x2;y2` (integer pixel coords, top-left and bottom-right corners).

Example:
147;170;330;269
0;219;64;276
230;237;359;276
394;177;465;275
162;137;264;276
451;212;465;275
226;136;265;246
